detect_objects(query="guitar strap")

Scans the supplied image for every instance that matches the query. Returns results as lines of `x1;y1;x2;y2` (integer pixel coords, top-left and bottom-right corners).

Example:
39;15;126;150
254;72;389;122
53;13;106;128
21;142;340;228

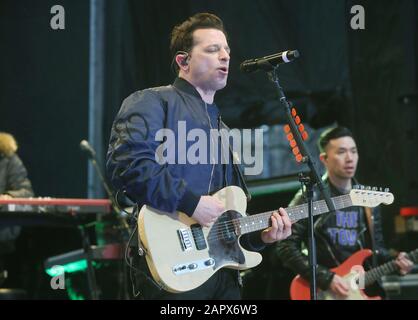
219;117;252;202
364;207;374;236
364;207;378;267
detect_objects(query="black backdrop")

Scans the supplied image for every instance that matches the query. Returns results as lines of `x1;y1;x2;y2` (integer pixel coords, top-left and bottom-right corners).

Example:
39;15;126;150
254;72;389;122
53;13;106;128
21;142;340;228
0;0;89;198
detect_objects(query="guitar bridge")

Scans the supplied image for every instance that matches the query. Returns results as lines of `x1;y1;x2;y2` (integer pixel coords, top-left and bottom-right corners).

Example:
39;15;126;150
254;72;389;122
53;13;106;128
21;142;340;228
177;228;193;251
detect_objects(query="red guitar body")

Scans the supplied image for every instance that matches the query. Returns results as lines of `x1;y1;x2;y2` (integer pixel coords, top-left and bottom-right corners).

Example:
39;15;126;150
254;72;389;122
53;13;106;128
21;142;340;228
290;249;382;300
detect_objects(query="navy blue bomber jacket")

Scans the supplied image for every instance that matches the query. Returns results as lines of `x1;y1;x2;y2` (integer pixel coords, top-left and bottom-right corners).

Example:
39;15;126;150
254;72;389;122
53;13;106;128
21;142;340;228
106;77;265;251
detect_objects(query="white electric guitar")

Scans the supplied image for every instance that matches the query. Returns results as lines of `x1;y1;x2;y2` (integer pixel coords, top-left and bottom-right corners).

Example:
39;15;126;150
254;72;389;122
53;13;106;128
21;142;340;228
138;185;394;293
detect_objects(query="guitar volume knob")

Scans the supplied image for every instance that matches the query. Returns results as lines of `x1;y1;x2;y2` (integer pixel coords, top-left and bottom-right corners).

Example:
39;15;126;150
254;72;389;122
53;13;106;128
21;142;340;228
204;259;215;266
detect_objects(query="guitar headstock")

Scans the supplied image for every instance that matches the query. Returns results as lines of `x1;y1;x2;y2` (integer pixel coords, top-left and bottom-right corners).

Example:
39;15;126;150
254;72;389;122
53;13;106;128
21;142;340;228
349;186;394;207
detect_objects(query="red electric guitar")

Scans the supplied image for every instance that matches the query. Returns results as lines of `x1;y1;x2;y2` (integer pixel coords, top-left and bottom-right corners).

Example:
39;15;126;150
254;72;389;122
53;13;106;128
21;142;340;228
290;248;418;300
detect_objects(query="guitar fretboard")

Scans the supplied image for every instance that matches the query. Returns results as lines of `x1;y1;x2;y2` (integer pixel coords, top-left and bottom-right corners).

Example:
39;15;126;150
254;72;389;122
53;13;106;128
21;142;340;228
364;261;398;286
235;194;352;236
364;249;418;286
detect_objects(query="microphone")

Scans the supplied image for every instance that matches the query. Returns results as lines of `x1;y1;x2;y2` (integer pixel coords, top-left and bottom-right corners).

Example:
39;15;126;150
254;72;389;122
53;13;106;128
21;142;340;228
80;139;96;158
240;50;300;73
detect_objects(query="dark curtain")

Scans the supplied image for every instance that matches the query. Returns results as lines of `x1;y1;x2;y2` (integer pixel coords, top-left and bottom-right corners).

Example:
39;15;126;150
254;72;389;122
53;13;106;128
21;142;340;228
0;0;89;198
347;0;418;243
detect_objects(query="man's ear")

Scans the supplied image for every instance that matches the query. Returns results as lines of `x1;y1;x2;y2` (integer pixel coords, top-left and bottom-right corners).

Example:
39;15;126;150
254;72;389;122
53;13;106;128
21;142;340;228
319;152;327;165
175;52;189;69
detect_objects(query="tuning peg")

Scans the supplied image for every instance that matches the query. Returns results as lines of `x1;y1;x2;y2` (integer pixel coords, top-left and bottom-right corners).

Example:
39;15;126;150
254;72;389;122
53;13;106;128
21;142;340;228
366;186;371;191
360;185;365;190
384;188;390;192
372;187;377;191
379;187;383;192
353;185;359;190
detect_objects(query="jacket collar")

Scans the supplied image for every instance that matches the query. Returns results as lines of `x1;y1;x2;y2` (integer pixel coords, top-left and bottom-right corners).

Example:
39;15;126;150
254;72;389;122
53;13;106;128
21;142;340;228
327;176;359;196
173;77;203;100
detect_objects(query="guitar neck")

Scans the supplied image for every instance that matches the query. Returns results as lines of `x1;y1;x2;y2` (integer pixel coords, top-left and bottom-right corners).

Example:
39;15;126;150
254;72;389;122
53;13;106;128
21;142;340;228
364;250;417;286
364;261;399;287
236;194;351;236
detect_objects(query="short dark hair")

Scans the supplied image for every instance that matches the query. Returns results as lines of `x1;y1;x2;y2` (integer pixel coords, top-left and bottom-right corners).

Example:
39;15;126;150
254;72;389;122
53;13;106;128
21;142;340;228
318;126;354;153
170;13;227;71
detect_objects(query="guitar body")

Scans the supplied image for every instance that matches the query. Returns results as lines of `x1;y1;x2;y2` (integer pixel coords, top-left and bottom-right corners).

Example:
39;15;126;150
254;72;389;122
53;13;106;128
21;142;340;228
138;186;262;293
290;249;382;300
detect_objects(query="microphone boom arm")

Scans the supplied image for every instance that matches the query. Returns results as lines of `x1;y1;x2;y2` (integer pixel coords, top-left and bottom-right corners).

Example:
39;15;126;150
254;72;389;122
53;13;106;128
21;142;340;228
268;66;336;300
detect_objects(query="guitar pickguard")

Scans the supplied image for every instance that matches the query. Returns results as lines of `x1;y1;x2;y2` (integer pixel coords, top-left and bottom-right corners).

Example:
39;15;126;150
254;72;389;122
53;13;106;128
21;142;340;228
207;210;245;269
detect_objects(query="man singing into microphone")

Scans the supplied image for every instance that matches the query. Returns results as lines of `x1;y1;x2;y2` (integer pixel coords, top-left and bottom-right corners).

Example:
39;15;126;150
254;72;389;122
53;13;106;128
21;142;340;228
106;12;292;300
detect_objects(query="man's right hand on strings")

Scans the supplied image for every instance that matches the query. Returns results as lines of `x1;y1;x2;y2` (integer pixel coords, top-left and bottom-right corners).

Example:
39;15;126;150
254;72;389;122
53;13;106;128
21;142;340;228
192;195;225;227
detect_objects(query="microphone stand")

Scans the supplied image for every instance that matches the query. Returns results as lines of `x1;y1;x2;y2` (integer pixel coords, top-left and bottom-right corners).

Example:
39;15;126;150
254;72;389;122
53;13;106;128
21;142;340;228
267;66;336;300
84;149;131;299
89;157;119;212
86;153;130;232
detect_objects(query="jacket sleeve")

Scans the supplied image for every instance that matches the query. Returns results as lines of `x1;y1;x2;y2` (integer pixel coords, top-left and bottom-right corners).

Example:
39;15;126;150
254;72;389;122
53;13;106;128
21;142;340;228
273;189;335;290
240;231;266;252
4;154;34;198
106;90;200;216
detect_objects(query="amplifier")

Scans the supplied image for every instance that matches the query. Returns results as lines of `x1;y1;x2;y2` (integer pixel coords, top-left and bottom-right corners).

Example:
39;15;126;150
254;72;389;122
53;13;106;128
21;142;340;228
382;274;418;299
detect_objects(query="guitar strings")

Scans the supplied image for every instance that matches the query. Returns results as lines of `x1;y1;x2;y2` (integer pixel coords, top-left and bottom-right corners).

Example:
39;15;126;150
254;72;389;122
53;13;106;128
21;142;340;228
190;194;353;243
201;196;351;242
